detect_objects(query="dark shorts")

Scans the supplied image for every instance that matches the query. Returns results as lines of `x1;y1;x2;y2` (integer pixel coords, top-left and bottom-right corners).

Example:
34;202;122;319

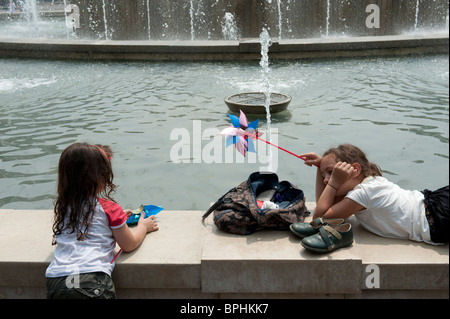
47;272;116;299
422;185;449;244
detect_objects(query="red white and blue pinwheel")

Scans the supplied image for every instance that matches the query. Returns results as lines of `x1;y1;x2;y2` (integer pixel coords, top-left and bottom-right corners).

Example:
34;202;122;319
220;110;318;166
220;110;262;157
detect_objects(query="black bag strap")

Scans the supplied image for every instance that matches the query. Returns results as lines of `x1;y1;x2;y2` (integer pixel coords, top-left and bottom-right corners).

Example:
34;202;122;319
202;187;237;221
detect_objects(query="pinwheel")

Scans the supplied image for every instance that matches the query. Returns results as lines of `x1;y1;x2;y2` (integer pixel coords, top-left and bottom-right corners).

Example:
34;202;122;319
220;110;262;157
220;110;316;165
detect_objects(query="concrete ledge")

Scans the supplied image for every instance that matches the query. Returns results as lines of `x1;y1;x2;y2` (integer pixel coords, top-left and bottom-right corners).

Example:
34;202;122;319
0;205;448;299
113;210;204;291
202;217;362;294
0;33;448;61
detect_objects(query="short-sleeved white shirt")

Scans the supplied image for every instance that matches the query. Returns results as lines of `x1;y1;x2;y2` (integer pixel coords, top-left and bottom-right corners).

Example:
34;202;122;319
45;198;128;278
346;176;435;245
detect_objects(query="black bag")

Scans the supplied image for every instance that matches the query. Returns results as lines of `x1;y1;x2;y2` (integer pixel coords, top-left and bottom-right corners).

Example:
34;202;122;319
202;172;308;235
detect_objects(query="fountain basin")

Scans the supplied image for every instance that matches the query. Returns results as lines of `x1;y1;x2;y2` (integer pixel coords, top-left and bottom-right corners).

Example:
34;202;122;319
225;92;291;114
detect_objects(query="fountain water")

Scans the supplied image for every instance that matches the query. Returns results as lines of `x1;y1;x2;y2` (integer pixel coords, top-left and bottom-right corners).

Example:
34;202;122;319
0;2;448;213
222;12;239;40
224;26;291;118
259;27;273;171
101;0;109;40
415;0;421;32
22;0;39;36
189;0;195;40
1;55;448;211
276;0;283;39
0;0;448;42
325;0;331;37
146;0;151;40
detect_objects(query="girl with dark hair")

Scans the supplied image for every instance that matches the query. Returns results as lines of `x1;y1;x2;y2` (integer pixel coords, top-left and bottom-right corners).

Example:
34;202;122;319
291;144;448;251
46;143;159;298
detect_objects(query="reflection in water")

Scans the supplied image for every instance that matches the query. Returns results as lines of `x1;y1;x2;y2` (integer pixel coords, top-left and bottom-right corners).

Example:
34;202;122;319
0;56;448;210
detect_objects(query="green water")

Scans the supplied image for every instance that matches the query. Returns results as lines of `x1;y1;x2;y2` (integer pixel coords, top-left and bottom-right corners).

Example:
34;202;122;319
0;55;448;210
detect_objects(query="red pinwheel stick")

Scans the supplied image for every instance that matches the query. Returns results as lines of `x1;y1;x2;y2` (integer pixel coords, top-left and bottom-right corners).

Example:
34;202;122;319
111;248;122;264
243;131;319;167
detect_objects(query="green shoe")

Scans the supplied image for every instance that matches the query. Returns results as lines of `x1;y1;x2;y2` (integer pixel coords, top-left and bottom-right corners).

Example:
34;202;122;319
290;217;344;238
301;223;353;253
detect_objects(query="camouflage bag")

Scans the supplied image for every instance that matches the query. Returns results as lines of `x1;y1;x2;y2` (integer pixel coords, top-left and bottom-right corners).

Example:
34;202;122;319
202;172;308;235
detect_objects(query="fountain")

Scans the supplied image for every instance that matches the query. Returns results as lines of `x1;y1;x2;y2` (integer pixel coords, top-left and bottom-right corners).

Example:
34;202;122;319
91;1;448;38
225;27;291;115
22;0;39;33
260;27;273;171
63;0;449;40
0;0;449;211
0;0;448;60
221;12;239;40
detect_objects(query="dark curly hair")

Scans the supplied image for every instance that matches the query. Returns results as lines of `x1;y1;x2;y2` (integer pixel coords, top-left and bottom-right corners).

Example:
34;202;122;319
52;143;116;244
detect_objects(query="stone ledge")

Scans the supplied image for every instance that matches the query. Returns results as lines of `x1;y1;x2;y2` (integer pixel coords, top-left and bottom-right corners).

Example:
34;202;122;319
201;213;362;294
0;33;448;61
0;205;448;299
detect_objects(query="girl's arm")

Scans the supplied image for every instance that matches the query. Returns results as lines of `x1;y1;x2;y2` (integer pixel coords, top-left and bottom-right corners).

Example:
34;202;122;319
299;152;324;202
315;165;326;203
314;196;365;219
313;162;365;219
112;213;159;253
300;153;366;219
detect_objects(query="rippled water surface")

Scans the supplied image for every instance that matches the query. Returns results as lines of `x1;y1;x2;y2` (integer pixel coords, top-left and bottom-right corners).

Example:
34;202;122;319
0;55;448;210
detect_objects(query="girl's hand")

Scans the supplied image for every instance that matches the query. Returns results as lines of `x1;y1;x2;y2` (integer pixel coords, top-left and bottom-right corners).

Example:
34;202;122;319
299;152;322;167
124;209;133;218
329;162;355;188
138;213;159;233
112;213;159;253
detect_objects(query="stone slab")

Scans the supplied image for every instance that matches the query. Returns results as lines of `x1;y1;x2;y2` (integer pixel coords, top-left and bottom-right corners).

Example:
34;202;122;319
201;211;362;294
0;209;206;290
348;215;449;290
0;209;53;287
112;210;205;289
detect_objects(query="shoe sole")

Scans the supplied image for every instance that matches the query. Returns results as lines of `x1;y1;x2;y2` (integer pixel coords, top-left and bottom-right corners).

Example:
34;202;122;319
301;240;353;253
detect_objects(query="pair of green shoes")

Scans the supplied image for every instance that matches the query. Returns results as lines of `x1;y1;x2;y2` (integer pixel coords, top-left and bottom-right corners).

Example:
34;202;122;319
290;217;353;253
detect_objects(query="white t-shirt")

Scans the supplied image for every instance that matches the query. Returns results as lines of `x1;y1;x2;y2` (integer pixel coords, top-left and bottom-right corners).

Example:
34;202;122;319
45;198;128;278
346;176;436;245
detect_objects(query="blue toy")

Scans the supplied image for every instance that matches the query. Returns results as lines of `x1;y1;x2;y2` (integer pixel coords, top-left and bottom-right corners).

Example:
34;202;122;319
126;204;164;226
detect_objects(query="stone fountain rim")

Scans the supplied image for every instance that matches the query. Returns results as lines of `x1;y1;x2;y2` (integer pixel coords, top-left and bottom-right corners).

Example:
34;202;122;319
0;33;447;61
224;92;292;114
224;92;292;106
